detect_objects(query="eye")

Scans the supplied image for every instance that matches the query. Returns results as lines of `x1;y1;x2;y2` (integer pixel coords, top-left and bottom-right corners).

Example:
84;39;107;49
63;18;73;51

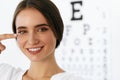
38;27;48;32
17;30;27;35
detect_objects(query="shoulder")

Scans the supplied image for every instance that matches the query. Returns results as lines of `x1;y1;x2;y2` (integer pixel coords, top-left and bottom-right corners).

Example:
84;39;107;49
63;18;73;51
0;63;25;80
51;72;84;80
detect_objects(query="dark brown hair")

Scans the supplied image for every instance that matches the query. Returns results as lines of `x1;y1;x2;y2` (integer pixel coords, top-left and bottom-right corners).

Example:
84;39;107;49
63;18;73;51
12;0;64;48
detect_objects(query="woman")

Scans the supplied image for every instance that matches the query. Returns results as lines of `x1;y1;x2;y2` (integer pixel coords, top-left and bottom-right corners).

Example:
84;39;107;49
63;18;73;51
0;0;82;80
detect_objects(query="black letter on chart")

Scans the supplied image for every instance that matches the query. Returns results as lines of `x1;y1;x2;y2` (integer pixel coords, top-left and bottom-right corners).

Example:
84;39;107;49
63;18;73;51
71;1;83;20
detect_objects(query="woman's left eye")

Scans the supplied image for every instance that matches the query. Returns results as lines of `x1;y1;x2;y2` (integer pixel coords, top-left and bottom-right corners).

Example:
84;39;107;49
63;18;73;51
38;27;48;32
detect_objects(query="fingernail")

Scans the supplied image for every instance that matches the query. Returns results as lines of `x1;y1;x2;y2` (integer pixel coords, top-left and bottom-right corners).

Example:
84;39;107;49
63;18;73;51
14;34;17;37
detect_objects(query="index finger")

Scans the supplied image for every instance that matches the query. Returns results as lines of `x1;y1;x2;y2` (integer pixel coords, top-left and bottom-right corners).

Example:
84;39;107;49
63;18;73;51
0;34;17;41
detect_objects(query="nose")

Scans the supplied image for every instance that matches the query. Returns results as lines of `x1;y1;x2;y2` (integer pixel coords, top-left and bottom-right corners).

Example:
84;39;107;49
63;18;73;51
27;32;39;45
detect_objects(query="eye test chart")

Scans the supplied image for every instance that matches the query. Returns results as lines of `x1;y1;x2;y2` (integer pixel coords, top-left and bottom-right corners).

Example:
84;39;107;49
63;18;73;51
54;0;112;80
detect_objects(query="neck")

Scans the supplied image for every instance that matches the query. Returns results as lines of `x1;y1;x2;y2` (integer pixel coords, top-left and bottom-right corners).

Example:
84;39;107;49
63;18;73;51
26;54;64;79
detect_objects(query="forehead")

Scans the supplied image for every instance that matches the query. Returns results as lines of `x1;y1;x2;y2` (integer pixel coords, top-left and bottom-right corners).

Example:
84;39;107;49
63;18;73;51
15;8;48;28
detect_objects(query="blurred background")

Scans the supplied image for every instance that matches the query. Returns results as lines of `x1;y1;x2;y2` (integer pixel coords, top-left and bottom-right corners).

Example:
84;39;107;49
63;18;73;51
0;0;120;80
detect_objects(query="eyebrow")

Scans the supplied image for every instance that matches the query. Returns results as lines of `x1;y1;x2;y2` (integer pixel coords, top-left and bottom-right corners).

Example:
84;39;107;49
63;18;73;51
35;24;50;28
17;23;50;30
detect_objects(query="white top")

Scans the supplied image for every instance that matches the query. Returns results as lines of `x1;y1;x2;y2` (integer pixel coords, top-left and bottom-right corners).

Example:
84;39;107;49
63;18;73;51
0;63;83;80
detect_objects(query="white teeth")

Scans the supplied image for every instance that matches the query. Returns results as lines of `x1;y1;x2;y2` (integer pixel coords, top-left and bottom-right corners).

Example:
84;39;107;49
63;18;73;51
28;48;41;52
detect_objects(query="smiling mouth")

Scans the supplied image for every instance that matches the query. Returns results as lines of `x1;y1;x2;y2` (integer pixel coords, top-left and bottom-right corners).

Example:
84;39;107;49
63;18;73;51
28;47;41;51
27;46;44;55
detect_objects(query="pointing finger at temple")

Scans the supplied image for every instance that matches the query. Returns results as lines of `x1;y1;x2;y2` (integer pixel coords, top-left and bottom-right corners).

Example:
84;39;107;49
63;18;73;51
0;34;17;41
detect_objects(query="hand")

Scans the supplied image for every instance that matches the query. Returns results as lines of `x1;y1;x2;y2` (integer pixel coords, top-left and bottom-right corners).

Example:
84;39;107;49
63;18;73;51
0;34;17;53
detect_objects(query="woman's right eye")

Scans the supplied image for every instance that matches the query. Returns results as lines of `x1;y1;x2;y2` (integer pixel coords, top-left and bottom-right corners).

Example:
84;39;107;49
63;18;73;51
17;30;27;35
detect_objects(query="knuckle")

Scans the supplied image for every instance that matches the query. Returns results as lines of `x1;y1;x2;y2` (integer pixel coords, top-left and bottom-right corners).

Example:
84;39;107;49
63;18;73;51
0;45;5;54
0;44;6;51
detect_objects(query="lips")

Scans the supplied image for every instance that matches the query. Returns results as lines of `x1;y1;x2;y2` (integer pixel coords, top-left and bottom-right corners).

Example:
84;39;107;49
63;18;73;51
27;46;43;55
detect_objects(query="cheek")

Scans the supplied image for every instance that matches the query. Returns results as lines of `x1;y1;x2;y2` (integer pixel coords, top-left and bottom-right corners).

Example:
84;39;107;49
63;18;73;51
16;36;26;47
46;35;56;47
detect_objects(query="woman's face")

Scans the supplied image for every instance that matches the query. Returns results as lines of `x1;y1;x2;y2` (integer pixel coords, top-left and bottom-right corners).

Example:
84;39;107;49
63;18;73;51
15;8;56;62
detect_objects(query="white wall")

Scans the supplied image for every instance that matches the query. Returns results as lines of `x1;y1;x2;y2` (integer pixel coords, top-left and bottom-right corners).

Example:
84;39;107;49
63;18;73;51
110;0;120;80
